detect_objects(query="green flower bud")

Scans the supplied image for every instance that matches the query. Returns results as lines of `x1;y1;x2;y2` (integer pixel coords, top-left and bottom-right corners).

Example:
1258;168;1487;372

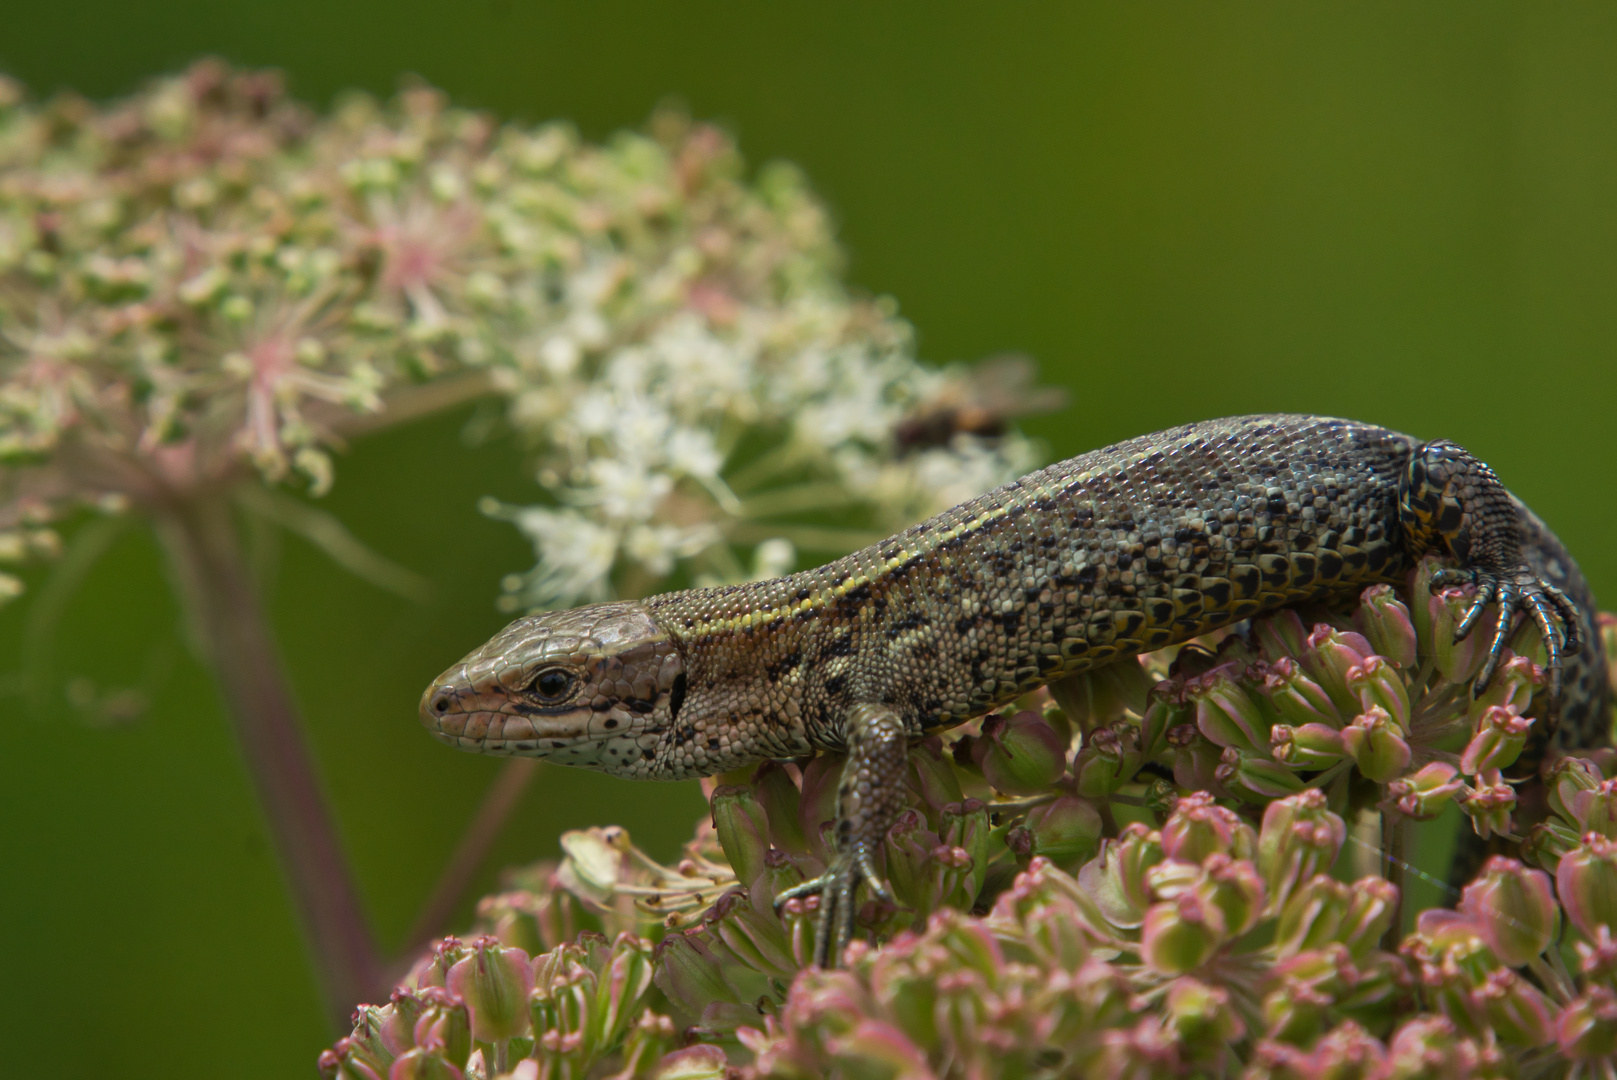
1217;746;1308;804
1073;723;1142;797
1138;691;1188;760
1189;663;1269;752
977;710;1066;795
797;754;842;862
1160;790;1256;863
1566;777;1617;840
318;1038;387;1080
1547;756;1605;829
1467;654;1541;720
387;1048;464;1080
649;1045;731;1079
1256;657;1343;729
1470;968;1556;1047
1457;857;1558;967
703;890;796;981
1345;656;1412;731
905;736;964;818
411;988;472;1070
1299;625;1376;718
1077;822;1163;928
1557;833;1617;939
1354;584;1419;669
1198;853;1265;938
1022;796;1103;867
651;932;739;1019
1141;889;1226;975
1459;706;1533;777
1339;876;1400;958
1270;721;1346;770
1386;762;1463;820
1258;790;1346;913
1274;874;1352;958
710;784;770;886
1163;977;1246;1051
1430;585;1493;687
1384;1015;1500;1080
883;809;941;913
1340;707;1412;782
1458;773;1516;841
939;798;991;881
1255;608;1312;663
1170;723;1225;793
446;936;533;1044
1521;820;1581;872
1556;986;1617;1061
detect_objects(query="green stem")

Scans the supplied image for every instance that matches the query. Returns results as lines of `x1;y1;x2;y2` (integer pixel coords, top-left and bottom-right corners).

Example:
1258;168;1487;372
153;494;384;1030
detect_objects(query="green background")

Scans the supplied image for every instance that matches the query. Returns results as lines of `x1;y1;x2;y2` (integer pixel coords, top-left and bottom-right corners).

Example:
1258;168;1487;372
3;3;1615;1075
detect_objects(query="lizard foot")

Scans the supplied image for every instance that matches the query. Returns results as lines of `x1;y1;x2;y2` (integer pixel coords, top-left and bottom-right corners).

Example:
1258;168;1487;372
774;841;892;968
1430;564;1580;702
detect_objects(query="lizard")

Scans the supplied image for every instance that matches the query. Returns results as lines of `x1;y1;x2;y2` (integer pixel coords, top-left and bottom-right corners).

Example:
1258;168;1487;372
419;414;1609;966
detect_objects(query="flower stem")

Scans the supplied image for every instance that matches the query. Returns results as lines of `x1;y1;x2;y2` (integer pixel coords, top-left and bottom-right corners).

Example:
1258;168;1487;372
154;494;384;1030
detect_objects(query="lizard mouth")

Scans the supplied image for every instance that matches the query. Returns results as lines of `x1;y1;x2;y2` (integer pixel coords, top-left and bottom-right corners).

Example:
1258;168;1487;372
419;680;594;754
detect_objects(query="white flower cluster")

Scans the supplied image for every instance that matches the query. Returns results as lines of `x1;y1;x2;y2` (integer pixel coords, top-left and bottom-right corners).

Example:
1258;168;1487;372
0;62;1047;608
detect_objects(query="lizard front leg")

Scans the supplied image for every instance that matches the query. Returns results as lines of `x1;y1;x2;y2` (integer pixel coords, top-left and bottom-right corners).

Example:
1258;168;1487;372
776;702;907;967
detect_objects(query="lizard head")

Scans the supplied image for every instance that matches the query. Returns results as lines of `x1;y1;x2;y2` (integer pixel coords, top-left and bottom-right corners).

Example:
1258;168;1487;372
419;601;686;773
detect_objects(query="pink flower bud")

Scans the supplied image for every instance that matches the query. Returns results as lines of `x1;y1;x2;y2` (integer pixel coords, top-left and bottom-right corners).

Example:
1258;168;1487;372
1457;857;1559;967
1273;874;1352;958
1258;790;1346;912
388;1048;465;1080
651;933;739;1018
1163;977;1246;1046
445;937;532;1044
1169;723;1225;793
752;761;810;855
1354;584;1419;669
796;754;842;863
1160;791;1256;863
1340;707;1412;783
410;988;471;1071
1345;656;1412;731
1557;986;1617;1061
1459;706;1534;777
1386;761;1464;820
1198;853;1265;937
1557;833;1617;939
1340;876;1400;957
903;737;964;819
710;784;771;886
1521;820;1581;873
1298;624;1375;718
1458;773;1516;841
1255;656;1343;729
649;1044;731;1079
1188;664;1269;752
1468;654;1542;718
1430;585;1495;687
1270;722;1346;770
978;710;1066;795
1255;608;1311;663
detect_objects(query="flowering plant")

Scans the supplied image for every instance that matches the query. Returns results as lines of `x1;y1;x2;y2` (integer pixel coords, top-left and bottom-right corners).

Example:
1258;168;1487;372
326;588;1617;1079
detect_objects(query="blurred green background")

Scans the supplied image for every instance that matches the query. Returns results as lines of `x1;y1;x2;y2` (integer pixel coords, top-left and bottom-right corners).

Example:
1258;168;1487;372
2;2;1615;1075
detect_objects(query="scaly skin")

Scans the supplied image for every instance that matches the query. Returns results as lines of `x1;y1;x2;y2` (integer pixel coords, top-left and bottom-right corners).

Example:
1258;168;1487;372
421;414;1608;964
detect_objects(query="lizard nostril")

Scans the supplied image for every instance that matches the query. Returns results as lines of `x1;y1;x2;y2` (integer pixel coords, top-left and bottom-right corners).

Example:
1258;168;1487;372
432;692;451;715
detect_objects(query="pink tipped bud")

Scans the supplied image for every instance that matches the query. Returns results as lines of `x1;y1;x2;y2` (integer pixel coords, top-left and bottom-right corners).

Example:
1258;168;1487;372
1161;791;1257;863
752;761;810;855
1163;977;1246;1046
1258;790;1346;912
1557;986;1617;1061
1077;822;1164;929
1298;625;1375;718
710;784;771;886
1567;778;1617;840
1386;762;1464;820
1340;706;1413;783
1340;876;1401;957
1460;706;1534;778
1558;833;1617;940
1270;722;1346;770
1469;654;1542;718
445;936;532;1044
1188;664;1269;752
1273;874;1352;958
1458;857;1559;967
1355;584;1419;668
978;710;1066;795
1458;773;1517;841
1198;853;1265;938
1254;608;1311;663
1345;656;1412;730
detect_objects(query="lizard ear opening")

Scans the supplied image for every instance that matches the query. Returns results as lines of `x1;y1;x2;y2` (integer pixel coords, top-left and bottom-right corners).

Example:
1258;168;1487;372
668;672;687;722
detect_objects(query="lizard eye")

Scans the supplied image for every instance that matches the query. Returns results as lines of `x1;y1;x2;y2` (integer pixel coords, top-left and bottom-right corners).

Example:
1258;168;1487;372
531;668;577;703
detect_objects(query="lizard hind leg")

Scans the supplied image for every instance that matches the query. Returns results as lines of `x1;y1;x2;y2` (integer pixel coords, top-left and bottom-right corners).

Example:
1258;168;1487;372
773;702;906;967
1401;439;1576;703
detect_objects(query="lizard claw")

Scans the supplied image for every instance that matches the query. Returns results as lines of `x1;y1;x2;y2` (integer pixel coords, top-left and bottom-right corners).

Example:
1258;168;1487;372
1430;564;1575;703
773;842;891;967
